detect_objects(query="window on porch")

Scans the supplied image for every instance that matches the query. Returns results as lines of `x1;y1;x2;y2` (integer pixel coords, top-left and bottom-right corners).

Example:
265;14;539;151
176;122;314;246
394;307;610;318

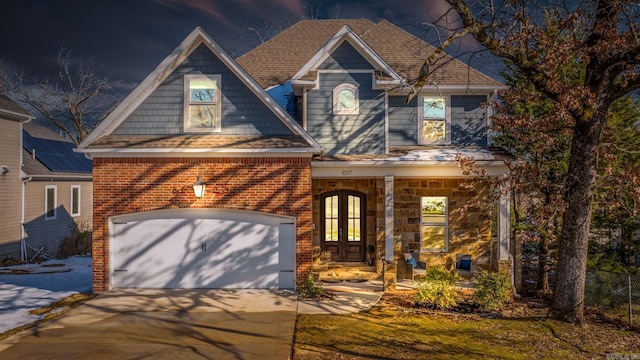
421;196;448;252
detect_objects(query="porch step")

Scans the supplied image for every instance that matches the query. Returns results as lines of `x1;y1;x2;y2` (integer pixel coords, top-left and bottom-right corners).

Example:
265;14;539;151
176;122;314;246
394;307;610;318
313;262;379;281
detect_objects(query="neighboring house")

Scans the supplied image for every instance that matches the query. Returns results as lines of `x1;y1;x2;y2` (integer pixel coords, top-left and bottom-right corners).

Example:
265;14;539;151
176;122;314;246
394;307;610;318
77;20;515;293
21;123;93;260
0;93;32;261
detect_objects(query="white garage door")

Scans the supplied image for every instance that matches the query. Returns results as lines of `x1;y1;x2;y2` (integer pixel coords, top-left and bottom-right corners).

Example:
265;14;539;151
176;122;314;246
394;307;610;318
109;209;295;289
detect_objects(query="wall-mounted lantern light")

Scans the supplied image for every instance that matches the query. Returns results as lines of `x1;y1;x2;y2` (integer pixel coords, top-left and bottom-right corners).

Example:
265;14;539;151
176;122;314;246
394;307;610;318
192;176;206;198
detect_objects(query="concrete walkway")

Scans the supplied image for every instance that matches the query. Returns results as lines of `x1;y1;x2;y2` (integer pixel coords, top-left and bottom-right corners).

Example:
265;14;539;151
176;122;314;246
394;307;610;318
0;286;384;360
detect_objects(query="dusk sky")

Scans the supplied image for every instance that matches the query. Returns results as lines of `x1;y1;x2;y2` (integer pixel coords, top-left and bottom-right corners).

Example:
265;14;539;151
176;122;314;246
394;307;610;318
1;0;498;86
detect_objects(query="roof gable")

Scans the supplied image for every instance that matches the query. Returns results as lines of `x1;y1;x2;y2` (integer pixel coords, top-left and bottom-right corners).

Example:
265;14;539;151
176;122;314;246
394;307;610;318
239;19;503;90
291;25;401;83
79;27;320;153
0;93;32;122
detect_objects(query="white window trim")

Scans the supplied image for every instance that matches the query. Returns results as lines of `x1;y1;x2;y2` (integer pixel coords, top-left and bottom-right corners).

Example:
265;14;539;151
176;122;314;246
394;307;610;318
71;185;81;217
45;185;57;221
420;196;449;253
332;83;359;115
183;74;222;133
418;95;451;145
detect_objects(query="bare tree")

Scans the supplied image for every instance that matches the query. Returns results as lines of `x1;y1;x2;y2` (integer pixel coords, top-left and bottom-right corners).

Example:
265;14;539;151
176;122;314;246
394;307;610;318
0;47;124;145
418;0;639;324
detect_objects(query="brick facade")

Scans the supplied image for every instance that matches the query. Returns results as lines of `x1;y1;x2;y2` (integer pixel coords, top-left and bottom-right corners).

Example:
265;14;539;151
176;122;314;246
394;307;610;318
92;156;312;292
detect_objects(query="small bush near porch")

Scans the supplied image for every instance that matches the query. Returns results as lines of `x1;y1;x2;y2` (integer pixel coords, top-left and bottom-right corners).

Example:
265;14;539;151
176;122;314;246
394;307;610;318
293;292;640;359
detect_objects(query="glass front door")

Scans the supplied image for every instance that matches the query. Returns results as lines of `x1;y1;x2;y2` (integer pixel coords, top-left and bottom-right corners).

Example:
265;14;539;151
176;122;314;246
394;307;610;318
321;191;365;262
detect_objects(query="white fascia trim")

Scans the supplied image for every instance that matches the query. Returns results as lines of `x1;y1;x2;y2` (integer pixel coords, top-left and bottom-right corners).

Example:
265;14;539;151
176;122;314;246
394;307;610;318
0;109;33;122
291;25;402;82
77;147;320;154
312;161;509;177
388;85;506;95
88;151;314;158
80;27;321;151
29;174;92;181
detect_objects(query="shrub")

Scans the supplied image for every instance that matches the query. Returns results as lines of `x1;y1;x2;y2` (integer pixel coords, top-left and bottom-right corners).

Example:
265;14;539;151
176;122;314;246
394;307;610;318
415;266;461;310
297;273;324;299
473;270;512;311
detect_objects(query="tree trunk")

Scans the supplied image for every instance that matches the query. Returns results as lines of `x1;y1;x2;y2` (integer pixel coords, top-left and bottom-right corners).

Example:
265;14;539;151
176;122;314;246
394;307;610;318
551;113;607;324
537;236;550;292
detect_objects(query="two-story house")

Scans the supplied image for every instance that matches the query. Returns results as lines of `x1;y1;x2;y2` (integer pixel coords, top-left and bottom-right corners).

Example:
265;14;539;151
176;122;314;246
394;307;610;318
77;20;514;293
0;94;92;262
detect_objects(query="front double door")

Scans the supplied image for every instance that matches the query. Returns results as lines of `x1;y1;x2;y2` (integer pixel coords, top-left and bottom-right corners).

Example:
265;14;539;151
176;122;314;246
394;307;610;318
321;190;365;262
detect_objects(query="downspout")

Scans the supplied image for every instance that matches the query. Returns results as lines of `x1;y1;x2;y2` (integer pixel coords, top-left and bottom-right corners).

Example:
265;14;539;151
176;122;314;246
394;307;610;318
21;176;32;262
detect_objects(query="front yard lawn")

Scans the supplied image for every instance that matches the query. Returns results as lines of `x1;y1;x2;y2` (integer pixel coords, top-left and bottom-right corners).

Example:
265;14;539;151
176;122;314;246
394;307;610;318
293;292;640;359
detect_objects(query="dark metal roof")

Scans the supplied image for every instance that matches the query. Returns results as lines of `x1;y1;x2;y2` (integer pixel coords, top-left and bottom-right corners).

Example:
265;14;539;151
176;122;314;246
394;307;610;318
23;131;92;173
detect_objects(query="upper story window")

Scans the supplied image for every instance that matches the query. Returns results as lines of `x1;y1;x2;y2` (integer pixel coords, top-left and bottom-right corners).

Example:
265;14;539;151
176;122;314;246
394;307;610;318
45;185;57;220
71;185;81;217
184;74;221;132
420;96;449;144
333;83;359;115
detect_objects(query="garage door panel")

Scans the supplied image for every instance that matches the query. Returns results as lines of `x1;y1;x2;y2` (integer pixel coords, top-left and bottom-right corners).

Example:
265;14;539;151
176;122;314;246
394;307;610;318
110;210;295;289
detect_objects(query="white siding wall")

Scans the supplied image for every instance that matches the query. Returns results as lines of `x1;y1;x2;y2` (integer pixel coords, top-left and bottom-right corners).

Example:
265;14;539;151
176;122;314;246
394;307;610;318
0;119;23;259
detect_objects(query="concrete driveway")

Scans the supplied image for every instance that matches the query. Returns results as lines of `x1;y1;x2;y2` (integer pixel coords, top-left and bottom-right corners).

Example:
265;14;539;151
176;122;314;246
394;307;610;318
0;289;298;360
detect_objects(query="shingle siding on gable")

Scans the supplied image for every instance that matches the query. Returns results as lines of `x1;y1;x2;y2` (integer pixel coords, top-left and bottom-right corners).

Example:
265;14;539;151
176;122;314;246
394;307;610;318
451;95;487;146
388;96;418;146
307;72;385;155
317;41;374;70
114;44;292;136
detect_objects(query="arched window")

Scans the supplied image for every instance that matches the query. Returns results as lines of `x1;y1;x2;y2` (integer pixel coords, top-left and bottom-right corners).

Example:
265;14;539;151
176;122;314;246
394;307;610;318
333;83;359;115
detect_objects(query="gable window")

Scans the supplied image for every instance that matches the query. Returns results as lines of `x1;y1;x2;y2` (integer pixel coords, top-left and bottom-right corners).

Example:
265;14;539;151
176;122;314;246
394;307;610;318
421;196;448;252
45;185;57;220
420;96;449;143
184;74;221;132
71;185;81;217
333;83;359;115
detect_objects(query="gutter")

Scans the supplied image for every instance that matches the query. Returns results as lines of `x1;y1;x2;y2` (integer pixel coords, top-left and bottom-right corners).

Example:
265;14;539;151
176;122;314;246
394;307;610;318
20;176;32;262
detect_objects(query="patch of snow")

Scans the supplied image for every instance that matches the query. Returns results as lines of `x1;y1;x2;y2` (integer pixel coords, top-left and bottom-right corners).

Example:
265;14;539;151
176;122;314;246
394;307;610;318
0;256;91;333
380;148;496;161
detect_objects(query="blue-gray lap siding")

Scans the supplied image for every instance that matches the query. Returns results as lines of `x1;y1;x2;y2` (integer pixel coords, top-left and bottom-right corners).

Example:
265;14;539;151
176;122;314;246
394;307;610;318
113;44;292;136
307;72;385;155
317;41;375;71
388;94;488;146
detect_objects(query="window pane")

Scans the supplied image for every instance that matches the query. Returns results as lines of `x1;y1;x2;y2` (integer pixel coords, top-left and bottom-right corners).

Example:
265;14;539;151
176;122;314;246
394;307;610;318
421;197;446;223
422;120;446;141
189;105;216;128
338;89;355;110
72;187;79;215
423;97;445;118
348;219;361;241
421;225;446;251
324;195;339;242
189;79;216;103
46;188;55;218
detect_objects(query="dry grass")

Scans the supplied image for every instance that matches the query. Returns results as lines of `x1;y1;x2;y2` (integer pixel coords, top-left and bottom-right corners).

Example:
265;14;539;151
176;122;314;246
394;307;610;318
293;292;640;359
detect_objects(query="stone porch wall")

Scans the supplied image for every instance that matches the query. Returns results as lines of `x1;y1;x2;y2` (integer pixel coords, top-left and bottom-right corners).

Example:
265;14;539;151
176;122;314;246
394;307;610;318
394;178;493;273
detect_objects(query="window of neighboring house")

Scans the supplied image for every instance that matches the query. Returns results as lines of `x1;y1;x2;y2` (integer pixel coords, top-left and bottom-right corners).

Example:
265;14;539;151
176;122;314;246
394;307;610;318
184;74;222;132
421;196;448;252
71;185;81;217
420;96;449;144
45;185;57;220
333;83;359;115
